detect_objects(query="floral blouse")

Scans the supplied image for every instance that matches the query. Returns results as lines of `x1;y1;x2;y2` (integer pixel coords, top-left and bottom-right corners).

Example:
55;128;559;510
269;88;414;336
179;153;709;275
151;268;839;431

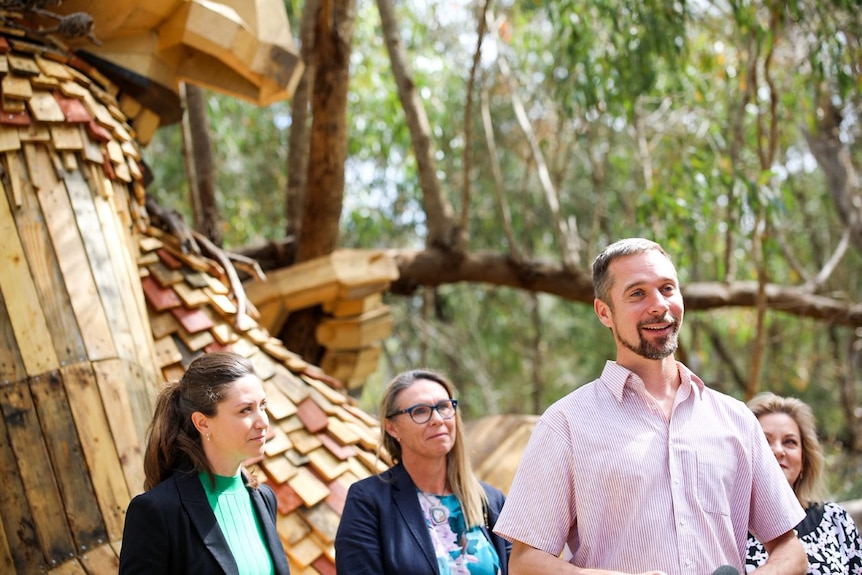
417;491;501;575
746;501;862;574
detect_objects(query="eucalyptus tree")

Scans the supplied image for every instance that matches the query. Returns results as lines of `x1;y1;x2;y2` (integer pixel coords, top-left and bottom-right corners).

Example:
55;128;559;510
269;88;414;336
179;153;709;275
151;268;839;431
145;0;862;495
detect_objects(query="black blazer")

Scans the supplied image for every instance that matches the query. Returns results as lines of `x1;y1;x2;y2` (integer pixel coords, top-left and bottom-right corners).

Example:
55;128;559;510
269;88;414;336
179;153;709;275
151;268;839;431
334;463;511;575
118;471;290;575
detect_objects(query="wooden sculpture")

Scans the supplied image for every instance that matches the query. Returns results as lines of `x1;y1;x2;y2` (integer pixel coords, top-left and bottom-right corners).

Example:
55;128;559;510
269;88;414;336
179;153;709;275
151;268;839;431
0;2;381;573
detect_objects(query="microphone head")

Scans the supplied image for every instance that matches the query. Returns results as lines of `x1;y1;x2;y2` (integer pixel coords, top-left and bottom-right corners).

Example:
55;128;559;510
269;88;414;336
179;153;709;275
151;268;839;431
712;567;740;575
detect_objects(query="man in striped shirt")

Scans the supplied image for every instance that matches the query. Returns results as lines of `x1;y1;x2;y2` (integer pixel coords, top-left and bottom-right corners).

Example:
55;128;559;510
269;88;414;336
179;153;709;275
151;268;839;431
494;238;807;575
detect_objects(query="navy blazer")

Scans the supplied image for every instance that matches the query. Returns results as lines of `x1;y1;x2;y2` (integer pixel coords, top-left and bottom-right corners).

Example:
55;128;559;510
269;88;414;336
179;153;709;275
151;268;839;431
118;471;290;575
334;463;511;575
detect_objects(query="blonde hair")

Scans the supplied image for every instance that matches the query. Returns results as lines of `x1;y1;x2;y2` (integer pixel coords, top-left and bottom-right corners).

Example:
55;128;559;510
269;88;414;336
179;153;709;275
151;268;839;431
379;369;488;528
747;392;825;507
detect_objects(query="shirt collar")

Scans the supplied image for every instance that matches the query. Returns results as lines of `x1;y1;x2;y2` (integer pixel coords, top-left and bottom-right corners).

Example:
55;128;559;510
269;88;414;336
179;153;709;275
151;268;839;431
600;360;706;402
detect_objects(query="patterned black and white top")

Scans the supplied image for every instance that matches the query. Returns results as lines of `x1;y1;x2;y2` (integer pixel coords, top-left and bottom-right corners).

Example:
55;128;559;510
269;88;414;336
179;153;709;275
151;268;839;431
746;501;862;574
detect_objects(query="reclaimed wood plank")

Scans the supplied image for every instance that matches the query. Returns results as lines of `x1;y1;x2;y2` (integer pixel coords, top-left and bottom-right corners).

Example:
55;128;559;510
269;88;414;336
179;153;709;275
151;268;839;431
314;306;393;349
30;372;108;553
0;513;14;575
152;334;183;369
2;74;32;100
28;90;66;122
0;284;27;384
260;454;297;485
12;162;87;365
0;381;76;564
261;379;297;420
306;447;350;483
170;305;213;334
301;502;341;545
287;467;330;508
296;397;329;434
148;309;180;340
47;557;86;575
125;359;157;438
92;358;147;495
284;533;323;569
50;124;85;150
53;92;91;123
0;172;59;376
34;54;73;80
61;363;130;542
0;395;41;572
6;53;41;76
38;181;116;360
78;542;119;574
63;168;138;362
90;179;159;376
0;124;20;151
322;292;382;318
18;122;50;142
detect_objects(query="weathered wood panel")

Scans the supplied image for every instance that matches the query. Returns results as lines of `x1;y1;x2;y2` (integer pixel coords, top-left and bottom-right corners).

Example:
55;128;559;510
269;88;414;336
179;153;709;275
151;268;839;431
30;371;108;554
38;180;117;360
62;363;129;541
0;400;41;572
91;358;146;495
0;285;27;384
63;167;138;363
10;152;88;364
0;172;59;376
0;381;76;566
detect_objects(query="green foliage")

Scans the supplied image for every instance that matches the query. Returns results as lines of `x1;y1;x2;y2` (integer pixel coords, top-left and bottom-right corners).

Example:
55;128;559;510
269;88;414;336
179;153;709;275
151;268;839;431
144;0;862;497
145;93;289;247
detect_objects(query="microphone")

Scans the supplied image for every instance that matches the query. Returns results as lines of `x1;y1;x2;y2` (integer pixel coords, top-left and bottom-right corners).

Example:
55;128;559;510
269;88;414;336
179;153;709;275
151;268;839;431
711;567;740;575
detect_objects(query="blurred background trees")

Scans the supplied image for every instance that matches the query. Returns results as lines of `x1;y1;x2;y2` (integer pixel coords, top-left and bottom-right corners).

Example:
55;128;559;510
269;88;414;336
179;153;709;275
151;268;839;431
144;0;862;499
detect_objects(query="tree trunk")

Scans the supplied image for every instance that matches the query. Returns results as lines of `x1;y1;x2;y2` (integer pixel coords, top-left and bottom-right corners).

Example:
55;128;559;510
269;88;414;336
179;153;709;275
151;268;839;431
285;0;320;244
182;83;222;246
294;0;356;262
282;0;357;363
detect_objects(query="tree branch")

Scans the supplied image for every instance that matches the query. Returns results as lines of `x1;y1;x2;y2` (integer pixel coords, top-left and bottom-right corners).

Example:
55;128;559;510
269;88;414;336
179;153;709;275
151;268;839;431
376;0;460;251
486;10;580;268
386;247;862;327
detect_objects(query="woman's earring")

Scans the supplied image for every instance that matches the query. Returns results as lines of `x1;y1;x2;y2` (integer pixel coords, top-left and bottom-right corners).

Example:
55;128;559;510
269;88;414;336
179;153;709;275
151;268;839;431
206;432;211;441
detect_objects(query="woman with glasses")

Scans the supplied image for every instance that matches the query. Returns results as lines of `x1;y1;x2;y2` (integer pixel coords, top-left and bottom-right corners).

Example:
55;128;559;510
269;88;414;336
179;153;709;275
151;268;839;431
335;369;511;574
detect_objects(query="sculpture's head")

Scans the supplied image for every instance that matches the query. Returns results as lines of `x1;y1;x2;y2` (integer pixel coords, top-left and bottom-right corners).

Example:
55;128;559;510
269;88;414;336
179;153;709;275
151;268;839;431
39;0;303;134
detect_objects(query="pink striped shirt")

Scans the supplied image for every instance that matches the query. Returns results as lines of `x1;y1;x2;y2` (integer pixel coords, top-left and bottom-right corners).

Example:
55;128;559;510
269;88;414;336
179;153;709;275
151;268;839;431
493;361;804;574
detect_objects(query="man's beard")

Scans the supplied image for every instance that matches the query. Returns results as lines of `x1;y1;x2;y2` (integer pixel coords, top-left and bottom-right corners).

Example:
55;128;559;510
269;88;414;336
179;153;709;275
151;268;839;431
616;317;680;360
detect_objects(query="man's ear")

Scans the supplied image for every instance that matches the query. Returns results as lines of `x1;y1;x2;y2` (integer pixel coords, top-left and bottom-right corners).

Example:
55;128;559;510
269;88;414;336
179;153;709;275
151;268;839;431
594;298;614;329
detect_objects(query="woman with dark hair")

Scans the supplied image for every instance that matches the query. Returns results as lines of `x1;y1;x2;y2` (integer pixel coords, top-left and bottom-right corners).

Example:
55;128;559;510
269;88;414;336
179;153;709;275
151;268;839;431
335;368;510;574
119;351;290;575
745;392;861;574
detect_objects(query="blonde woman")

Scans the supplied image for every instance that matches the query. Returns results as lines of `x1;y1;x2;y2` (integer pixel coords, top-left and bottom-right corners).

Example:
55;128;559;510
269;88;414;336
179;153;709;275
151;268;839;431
335;369;510;574
745;392;862;574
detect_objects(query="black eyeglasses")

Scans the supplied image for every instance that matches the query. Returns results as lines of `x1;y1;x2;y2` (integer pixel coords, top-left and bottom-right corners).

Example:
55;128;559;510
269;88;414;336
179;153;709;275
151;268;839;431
387;399;458;424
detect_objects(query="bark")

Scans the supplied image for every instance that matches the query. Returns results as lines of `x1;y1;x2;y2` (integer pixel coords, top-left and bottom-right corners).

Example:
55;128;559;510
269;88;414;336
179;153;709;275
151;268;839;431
806;95;862;252
387;248;862;327
238;238;862;328
376;0;460;252
282;0;356;363
182;83;222;246
285;0;319;243
294;0;355;263
486;9;580;268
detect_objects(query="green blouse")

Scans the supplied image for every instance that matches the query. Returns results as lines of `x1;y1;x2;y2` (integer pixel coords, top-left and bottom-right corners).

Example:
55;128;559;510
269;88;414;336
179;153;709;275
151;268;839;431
199;472;275;575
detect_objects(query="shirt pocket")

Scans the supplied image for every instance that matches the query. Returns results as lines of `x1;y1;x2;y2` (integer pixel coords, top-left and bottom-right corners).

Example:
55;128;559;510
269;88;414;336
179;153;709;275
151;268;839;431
696;453;737;516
